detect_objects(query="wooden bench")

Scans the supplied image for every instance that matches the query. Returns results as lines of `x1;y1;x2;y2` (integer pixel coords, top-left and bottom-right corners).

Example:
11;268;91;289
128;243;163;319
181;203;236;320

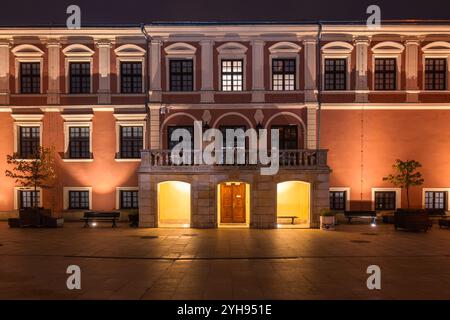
277;216;299;224
344;211;377;224
394;210;430;232
82;211;120;228
439;218;450;228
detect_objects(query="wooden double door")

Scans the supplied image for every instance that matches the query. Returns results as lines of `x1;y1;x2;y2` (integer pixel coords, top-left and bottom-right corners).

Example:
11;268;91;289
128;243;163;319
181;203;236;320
220;182;246;223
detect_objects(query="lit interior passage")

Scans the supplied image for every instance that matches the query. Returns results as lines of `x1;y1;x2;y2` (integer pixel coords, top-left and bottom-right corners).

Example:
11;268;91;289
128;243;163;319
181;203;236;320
277;181;310;227
158;181;191;227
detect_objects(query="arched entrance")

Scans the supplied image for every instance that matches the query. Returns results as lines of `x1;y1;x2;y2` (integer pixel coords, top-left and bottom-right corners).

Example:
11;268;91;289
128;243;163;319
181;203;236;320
277;181;310;228
217;182;250;227
158;181;191;227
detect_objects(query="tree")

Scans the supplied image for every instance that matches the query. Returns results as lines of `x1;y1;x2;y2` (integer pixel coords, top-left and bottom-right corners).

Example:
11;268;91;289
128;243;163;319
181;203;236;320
5;146;57;209
383;159;424;208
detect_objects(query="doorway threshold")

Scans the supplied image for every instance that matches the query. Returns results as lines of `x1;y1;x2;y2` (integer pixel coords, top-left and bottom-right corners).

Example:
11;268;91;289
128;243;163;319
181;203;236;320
219;223;249;229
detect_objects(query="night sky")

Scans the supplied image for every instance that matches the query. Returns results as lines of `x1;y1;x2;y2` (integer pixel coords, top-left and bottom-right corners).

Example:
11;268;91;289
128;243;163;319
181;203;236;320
0;0;449;26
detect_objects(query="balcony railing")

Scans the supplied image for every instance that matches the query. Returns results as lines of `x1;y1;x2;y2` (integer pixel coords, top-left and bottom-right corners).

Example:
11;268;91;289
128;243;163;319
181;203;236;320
140;149;328;170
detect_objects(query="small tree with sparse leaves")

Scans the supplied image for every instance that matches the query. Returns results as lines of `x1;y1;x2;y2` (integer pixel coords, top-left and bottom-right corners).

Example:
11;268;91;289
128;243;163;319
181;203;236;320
5;146;56;209
383;159;424;208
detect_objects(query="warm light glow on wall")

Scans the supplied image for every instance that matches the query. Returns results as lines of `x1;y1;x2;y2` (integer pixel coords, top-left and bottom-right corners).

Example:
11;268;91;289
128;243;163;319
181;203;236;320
277;181;310;225
158;181;191;226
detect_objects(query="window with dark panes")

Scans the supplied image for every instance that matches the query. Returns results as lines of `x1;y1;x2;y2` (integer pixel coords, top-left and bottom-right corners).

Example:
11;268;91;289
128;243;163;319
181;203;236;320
167;126;194;150
271;125;298;150
220;126;247;163
324;58;346;90
69;191;89;209
169;60;193;91
120;126;143;158
69;62;91;93
375;58;397;90
425;191;446;210
330;191;346;211
374;191;396;210
20;62;40;94
425;58;447;90
19;126;40;158
20;190;40;209
221;59;243;91
120;190;139;209
272;59;296;91
121;62;142;93
69;127;90;159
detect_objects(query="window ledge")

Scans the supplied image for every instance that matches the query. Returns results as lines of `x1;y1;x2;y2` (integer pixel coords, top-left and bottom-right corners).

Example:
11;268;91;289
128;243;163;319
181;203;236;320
115;158;141;162
62;159;94;163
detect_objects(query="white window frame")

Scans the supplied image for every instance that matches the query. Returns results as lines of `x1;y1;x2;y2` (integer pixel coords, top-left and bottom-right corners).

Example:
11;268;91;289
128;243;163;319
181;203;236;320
116;186;139;210
62;44;95;94
217;42;248;92
421;42;450;91
12;114;43;159
371;42;405;91
269;42;302;92
114;114;147;162
422;188;450;211
321;41;353;92
329;187;351;211
14;186;43;210
12;44;44;95
62;114;93;162
371;187;401;211
164;42;197;92
115;44;146;95
63;186;92;210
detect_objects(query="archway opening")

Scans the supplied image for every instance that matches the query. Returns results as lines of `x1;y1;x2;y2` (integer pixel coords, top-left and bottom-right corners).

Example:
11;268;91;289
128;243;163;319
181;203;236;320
217;182;250;227
158;181;191;227
277;181;310;228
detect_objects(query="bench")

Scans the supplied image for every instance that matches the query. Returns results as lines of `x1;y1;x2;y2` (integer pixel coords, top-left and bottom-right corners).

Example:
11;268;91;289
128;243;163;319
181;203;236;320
344;211;377;224
277;216;299;224
439;218;450;228
82;211;120;228
394;210;430;232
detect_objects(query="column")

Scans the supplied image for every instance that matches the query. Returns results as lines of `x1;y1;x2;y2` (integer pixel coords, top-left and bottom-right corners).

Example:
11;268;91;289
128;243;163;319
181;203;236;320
306;106;317;149
405;39;420;103
149;106;160;149
149;39;162;102
303;38;317;103
0;39;11;105
200;39;214;103
354;37;370;103
251;39;265;102
46;39;61;105
96;39;111;104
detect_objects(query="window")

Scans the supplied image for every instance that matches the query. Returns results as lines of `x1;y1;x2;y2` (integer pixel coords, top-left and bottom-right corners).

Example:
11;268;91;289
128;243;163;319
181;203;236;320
121;62;142;93
375;58;396;90
167;126;194;150
221;59;243;91
374;191;396;210
20;190;40;209
425;191;447;210
272;125;298;150
169;60;193;91
68;127;90;159
330;191;346;211
425;58;447;90
69;62;91;93
68;191;89;209
20;62;40;94
120;126;143;158
120;190;139;209
272;59;296;91
324;58;346;90
19;126;40;158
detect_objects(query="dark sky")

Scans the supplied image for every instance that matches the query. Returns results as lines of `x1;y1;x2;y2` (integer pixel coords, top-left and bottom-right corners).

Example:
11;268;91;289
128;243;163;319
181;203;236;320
1;0;450;26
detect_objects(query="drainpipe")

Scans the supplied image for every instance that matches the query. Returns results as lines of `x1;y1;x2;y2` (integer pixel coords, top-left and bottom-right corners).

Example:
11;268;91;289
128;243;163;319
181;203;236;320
316;21;323;150
140;23;151;150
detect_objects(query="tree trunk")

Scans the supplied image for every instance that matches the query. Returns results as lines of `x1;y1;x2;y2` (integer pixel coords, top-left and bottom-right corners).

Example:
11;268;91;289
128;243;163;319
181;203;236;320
406;187;410;209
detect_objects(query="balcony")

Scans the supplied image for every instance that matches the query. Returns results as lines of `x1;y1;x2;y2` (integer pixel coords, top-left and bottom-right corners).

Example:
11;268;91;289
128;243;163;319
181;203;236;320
139;149;328;173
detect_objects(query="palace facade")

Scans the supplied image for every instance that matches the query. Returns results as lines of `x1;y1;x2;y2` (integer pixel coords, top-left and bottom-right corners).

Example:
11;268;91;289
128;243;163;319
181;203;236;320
1;23;450;228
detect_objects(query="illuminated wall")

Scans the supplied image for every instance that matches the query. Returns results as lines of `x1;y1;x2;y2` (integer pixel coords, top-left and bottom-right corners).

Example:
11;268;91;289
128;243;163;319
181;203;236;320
158;181;191;225
277;181;310;224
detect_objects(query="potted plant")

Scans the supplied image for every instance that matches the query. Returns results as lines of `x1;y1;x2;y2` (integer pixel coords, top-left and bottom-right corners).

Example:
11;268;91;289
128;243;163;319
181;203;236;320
320;209;336;230
128;209;139;227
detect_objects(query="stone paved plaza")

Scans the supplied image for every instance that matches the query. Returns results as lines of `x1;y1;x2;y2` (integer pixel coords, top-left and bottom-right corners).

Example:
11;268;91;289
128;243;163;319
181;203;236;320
1;221;450;300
